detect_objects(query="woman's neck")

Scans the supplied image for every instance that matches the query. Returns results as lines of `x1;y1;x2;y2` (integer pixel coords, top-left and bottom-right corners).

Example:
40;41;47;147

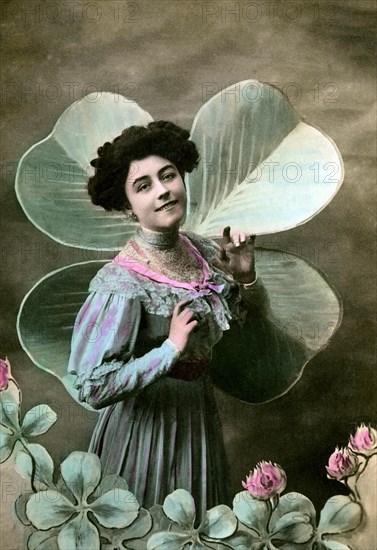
137;225;180;250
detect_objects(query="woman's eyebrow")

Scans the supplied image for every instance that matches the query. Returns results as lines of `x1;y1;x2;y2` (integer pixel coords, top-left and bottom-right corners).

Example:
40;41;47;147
132;174;150;187
158;164;176;176
132;164;176;187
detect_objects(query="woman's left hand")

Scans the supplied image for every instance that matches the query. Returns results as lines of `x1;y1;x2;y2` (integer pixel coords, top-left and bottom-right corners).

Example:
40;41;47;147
219;226;256;284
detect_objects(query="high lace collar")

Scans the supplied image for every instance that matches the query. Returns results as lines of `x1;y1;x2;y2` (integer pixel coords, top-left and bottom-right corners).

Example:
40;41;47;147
136;226;179;250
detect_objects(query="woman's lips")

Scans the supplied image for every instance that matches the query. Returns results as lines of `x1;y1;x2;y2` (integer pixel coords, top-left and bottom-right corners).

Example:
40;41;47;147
156;200;178;212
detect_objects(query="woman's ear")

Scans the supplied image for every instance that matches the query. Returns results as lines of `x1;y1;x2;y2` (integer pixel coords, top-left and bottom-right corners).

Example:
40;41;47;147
124;205;138;222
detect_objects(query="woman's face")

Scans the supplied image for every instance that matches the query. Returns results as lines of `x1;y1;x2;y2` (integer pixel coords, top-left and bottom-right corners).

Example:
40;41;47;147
125;155;186;232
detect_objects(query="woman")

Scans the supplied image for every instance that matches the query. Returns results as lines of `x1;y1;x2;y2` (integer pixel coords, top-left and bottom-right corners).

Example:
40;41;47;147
67;121;259;519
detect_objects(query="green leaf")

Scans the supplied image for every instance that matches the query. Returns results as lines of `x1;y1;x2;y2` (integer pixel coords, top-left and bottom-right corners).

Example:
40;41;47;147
317;496;362;536
198;539;236;550
232;491;269;534
270;511;313;543
0;431;17;462
16;92;153;250
269;492;316;530
185;80;343;237
220;530;263;550
0;424;13;435
27;528;60;550
199;505;237;539
15;444;54;486
92;473;129;498
55;475;76;504
211;249;342;403
0;389;20;431
325;543;352;550
191;539;212;550
16;260;106;410
26;490;75;529
91;489;139;528
60;451;101;503
15;491;34;526
163;489;196;528
147;531;191;550
279;541;315;550
128;504;176;549
313;540;352;550
58;514;100;550
99;508;152;546
22;405;57;437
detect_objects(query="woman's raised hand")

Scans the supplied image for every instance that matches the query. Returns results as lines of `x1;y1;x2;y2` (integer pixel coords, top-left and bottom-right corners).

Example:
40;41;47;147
168;300;198;353
219;226;256;284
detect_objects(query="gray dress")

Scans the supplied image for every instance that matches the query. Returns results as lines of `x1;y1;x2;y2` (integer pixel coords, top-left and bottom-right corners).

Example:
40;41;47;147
67;232;250;519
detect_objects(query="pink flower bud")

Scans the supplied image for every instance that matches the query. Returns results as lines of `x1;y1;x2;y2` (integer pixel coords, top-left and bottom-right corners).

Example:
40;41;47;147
242;461;287;500
348;423;377;456
0;358;11;391
326;446;359;481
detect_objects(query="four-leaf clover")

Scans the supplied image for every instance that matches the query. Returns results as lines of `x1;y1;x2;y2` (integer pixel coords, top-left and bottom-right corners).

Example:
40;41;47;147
0;377;56;463
26;451;140;550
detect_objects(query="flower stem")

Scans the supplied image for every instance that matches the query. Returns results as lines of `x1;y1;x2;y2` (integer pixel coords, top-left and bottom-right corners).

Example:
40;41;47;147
19;438;37;493
352;456;368;502
270;494;279;511
265;497;274;534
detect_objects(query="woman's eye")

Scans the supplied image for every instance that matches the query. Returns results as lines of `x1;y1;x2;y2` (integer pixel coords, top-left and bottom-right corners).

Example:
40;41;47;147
162;172;175;181
137;182;151;192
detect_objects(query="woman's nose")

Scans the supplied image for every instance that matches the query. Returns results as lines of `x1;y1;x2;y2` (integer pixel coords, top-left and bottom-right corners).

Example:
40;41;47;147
155;180;170;199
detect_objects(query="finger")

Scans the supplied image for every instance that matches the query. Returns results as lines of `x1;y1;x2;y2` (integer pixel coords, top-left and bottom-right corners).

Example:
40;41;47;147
174;299;193;314
223;241;238;253
184;311;200;325
232;233;240;247
180;308;194;319
220;227;231;261
239;232;247;243
222;226;231;244
186;319;198;331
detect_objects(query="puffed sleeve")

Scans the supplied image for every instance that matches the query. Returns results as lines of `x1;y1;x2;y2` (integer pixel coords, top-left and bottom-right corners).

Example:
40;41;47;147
67;292;181;410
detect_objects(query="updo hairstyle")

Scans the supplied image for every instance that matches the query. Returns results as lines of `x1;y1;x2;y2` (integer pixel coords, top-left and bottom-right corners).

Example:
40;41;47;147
87;121;199;212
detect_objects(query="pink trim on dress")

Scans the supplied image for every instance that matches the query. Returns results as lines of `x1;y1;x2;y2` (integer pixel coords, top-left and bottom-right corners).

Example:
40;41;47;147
113;234;224;293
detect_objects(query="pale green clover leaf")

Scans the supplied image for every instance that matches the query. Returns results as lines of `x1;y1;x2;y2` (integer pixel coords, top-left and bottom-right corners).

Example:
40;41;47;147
0;378;56;462
269;492;315;545
0;376;22;460
26;451;139;550
99;508;152;549
126;504;179;549
27;527;60;550
147;489;237;549
233;491;269;536
15;443;54;487
310;495;362;549
312;541;353;550
233;491;314;548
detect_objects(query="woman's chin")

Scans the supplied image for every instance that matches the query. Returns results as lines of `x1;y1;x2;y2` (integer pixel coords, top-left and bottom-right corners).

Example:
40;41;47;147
161;210;186;230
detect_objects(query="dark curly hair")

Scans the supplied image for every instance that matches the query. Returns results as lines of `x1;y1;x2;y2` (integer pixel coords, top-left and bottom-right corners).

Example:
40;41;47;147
87;121;199;211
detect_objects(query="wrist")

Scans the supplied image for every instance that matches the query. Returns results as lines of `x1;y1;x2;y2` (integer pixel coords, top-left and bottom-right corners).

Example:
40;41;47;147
166;338;183;356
